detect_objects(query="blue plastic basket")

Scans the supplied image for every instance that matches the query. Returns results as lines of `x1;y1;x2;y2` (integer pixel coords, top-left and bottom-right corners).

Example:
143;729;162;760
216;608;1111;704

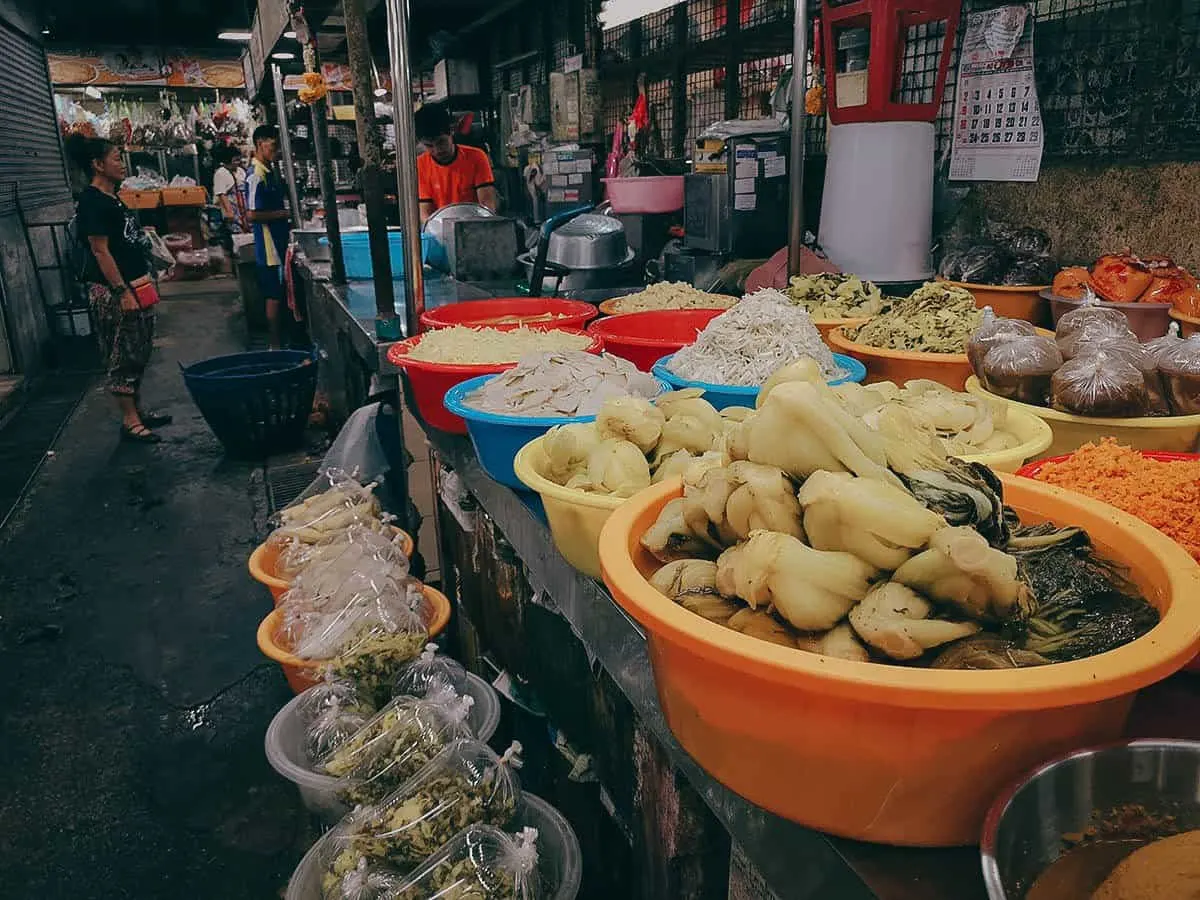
181;350;317;459
333;229;434;280
651;352;867;410
443;374;670;489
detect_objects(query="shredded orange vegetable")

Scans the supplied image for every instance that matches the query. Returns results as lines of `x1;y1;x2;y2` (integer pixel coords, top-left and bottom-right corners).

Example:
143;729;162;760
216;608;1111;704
1031;438;1200;562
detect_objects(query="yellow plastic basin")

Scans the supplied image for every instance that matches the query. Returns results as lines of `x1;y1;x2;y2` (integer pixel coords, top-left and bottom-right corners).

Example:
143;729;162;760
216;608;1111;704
957;408;1054;473
513;435;625;579
598;476;1200;846
965;376;1200;457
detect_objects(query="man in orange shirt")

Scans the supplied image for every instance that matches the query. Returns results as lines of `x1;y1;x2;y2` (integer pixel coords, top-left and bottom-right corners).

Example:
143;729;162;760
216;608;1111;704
414;104;498;224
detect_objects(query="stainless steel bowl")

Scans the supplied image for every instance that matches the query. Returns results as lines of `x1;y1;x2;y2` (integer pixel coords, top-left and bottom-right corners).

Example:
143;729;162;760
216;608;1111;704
422;201;495;247
981;739;1200;899
545;214;629;270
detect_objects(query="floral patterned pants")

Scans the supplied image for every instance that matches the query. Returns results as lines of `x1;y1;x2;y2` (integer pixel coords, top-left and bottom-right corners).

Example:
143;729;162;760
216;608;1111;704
87;283;156;396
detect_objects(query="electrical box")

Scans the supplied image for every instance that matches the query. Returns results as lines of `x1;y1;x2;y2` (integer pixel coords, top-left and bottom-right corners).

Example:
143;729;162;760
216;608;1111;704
432;59;479;101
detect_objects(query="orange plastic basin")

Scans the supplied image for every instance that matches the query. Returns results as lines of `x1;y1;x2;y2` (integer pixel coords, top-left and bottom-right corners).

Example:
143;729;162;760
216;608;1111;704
1170;307;1200;338
940;279;1051;326
812;316;871;341
827;326;972;390
598;477;1200;847
247;526;415;605
256;584;452;694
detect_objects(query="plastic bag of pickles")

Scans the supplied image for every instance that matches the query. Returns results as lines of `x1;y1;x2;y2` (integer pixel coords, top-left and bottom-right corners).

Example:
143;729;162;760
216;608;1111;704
388;824;541;900
278;522;410;586
279;572;430;706
393;643;473;700
271;468;386;544
300;679;379;762
321;739;524;891
319;686;476;807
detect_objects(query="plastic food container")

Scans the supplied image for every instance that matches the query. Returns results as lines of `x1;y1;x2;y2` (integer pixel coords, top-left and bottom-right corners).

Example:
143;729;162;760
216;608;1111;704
248;525;415;604
586;309;724;371
956;408;1054;473
812;316;872;341
256;585;453;694
965;376;1200;457
265;672;503;823
335;227;434;281
597;477;1200;846
1169;307;1200;338
602;175;685;214
827;326;973;390
285;792;583;900
1043;290;1172;342
386;326;603;434
651;353;867;410
443;374;670;490
941;279;1050;325
420;298;599;331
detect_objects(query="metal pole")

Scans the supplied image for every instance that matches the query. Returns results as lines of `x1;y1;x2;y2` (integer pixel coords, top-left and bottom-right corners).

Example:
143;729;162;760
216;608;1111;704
311;99;347;284
271;64;303;224
385;0;426;337
787;0;809;276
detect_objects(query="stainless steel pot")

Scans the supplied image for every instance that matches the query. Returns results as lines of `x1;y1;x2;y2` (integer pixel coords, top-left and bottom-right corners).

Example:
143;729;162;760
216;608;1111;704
517;250;638;294
981;739;1200;899
422;202;495;248
544;214;630;270
291;228;331;262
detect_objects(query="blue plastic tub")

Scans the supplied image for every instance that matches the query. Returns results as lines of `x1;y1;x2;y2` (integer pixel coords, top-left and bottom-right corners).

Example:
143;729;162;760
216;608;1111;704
443;374;670;489
332;228;434;280
650;352;867;410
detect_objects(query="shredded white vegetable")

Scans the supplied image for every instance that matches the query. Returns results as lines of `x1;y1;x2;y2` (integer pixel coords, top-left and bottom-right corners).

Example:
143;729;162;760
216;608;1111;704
610;282;738;313
667;296;842;386
465;351;661;417
405;325;592;364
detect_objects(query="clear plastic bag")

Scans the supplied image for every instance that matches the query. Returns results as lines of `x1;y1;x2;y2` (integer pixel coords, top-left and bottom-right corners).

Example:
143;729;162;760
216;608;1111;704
1157;336;1200;415
286;525;411;596
386;824;542;900
981;335;1062;405
1050;351;1149;418
300;680;379;761
324;740;524;882
967;308;1037;379
1143;322;1184;362
393;644;472;700
1056;320;1138;361
319;687;476;807
1054;301;1132;343
1100;340;1170;416
322;857;407;900
273;469;385;544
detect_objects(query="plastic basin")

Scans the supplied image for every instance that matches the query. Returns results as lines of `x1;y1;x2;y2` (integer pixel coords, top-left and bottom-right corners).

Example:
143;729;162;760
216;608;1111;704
443;374;669;490
248;526;415;604
602;175;685;214
941;279;1050;326
650;353;866;410
256;585;453;694
956;408;1054;473
285;792;582;900
1043;289;1172;342
596;293;738;317
337;228;434;280
827;326;972;390
965;376;1200;457
420;298;599;331
1169;307;1200;338
513;435;626;579
386;327;603;434
585;309;724;371
265;672;503;823
812;316;871;341
597;476;1200;846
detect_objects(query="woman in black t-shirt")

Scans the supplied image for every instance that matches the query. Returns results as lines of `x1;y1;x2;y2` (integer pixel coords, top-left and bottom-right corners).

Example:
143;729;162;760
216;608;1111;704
68;135;167;443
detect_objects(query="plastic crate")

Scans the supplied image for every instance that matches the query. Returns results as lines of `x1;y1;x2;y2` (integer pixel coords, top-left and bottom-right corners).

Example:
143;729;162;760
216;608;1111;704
181;350;317;458
119;189;162;209
161;186;207;207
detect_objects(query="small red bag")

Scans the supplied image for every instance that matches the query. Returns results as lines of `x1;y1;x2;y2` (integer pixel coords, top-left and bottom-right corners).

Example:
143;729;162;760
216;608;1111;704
130;276;160;310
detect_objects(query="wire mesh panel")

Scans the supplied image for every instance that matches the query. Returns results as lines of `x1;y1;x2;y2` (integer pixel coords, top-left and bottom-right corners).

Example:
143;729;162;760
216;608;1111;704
739;53;791;119
603;79;635;139
687;0;725;43
744;0;791;29
647;77;676;154
603;22;634;61
686;69;727;151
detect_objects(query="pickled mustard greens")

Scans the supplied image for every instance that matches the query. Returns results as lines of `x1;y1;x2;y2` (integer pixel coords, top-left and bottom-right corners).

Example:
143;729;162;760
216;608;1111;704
641;362;1158;668
850;282;983;353
781;273;887;319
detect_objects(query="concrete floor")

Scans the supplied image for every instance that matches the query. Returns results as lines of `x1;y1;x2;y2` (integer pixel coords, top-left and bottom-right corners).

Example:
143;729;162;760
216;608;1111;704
0;282;316;897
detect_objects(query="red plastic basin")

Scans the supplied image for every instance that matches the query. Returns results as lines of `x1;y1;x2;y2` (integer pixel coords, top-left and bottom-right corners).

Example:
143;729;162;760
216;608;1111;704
419;297;599;331
386;325;603;433
586;309;723;371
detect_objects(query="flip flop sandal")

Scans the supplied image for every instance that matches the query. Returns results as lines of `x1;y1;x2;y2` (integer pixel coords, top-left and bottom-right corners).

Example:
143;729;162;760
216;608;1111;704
120;423;162;444
139;410;173;427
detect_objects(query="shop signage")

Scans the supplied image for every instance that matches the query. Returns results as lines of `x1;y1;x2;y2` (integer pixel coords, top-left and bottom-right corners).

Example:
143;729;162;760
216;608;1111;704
48;50;165;86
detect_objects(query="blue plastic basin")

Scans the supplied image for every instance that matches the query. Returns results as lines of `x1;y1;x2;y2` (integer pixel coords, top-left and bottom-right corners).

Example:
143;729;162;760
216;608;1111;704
330;228;434;280
650;352;867;410
443;374;670;490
